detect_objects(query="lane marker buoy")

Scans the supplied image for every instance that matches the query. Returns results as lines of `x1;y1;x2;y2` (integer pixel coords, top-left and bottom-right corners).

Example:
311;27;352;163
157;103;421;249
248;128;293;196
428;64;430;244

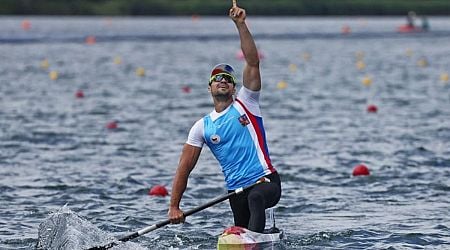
49;71;58;80
85;36;96;45
440;73;449;83
136;67;145;77
362;76;372;86
149;185;169;197
22;19;31;31
277;80;287;89
75;90;84;98
106;121;118;129
367;104;378;113
352;164;370;176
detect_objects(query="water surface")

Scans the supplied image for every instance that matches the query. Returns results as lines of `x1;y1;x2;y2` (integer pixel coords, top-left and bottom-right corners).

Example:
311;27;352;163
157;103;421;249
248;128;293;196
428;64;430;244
1;16;449;249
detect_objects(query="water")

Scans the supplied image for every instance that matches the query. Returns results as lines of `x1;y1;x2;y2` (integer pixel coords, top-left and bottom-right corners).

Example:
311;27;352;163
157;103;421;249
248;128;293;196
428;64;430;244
1;16;450;249
36;206;145;250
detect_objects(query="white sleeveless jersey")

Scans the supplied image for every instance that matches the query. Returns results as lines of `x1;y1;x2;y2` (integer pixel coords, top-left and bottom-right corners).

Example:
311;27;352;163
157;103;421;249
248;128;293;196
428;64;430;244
186;87;276;190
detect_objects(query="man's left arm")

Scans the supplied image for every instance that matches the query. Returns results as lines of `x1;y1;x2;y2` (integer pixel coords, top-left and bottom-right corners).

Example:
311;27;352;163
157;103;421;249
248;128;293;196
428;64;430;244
230;6;261;92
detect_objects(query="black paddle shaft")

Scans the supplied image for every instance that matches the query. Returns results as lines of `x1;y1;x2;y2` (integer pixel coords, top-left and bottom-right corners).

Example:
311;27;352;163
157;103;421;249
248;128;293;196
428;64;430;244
87;181;260;250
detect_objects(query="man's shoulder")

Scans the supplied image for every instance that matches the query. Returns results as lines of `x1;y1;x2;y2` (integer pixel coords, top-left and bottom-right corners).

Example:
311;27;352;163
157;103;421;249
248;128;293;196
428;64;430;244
191;117;205;128
235;87;262;116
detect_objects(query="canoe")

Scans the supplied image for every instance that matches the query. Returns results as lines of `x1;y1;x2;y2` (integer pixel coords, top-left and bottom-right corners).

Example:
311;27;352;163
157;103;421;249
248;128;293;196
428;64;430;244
217;226;284;250
397;25;423;33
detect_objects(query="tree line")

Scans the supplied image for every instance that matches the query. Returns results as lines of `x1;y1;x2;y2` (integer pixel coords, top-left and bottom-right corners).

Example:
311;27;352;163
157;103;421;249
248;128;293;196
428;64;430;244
1;0;449;16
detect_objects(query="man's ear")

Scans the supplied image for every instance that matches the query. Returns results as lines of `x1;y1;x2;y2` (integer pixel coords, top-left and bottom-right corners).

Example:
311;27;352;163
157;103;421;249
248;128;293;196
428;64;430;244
208;85;212;93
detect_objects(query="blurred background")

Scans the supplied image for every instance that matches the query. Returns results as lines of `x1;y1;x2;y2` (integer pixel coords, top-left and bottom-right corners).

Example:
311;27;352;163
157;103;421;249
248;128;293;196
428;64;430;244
1;0;450;16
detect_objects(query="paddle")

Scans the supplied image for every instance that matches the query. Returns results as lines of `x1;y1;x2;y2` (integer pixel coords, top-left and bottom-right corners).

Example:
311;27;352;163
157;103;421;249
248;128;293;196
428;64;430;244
87;181;262;250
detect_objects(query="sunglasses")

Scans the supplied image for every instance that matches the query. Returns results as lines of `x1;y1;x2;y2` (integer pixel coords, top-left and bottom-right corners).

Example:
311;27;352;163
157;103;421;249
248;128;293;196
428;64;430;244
209;73;236;85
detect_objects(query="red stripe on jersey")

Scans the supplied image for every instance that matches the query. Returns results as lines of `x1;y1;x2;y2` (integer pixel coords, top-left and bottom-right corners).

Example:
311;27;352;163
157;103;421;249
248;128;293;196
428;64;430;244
235;99;275;172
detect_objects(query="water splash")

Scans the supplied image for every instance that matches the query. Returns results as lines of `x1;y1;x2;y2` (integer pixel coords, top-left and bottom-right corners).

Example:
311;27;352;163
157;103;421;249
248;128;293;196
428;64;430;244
36;205;145;250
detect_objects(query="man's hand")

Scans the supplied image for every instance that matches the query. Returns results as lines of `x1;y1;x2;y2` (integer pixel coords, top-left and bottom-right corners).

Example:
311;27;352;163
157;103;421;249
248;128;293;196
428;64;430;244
229;6;246;24
168;206;185;224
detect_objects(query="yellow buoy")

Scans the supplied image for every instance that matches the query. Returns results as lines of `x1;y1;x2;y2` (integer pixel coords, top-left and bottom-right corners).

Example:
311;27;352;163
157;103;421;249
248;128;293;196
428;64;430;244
417;58;428;67
114;56;122;65
441;73;449;83
277;81;287;89
136;67;145;77
49;71;58;80
361;76;372;86
356;60;366;70
405;49;413;57
289;63;297;73
40;59;49;69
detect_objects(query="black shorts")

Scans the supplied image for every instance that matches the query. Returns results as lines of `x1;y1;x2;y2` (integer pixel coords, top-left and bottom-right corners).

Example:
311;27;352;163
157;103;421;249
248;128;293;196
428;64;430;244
228;171;281;232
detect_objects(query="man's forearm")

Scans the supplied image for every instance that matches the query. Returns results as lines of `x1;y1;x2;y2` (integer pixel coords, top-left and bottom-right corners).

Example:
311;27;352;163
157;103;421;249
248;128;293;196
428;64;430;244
236;22;259;66
169;175;187;208
169;144;200;208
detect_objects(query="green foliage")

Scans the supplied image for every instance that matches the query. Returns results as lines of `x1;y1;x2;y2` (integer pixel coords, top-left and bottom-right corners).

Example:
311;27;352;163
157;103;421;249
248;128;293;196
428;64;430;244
1;0;449;15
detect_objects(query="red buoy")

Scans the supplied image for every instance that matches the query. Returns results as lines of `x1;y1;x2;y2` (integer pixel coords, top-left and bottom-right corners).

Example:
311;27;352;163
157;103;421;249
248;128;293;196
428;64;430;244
75;90;84;98
341;25;351;35
352;164;370;176
367;104;378;113
85;35;96;45
106;121;118;129
182;86;191;93
148;185;168;197
22;20;31;31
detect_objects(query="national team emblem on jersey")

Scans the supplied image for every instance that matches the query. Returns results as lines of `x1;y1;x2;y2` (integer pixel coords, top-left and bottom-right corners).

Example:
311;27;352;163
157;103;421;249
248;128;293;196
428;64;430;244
238;114;250;126
210;134;221;144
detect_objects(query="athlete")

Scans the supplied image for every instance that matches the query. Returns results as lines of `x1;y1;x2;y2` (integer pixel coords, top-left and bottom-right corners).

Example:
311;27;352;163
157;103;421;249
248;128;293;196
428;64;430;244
168;4;281;233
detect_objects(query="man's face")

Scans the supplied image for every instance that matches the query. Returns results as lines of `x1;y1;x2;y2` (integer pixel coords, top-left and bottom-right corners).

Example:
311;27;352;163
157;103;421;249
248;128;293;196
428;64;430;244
209;74;236;97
